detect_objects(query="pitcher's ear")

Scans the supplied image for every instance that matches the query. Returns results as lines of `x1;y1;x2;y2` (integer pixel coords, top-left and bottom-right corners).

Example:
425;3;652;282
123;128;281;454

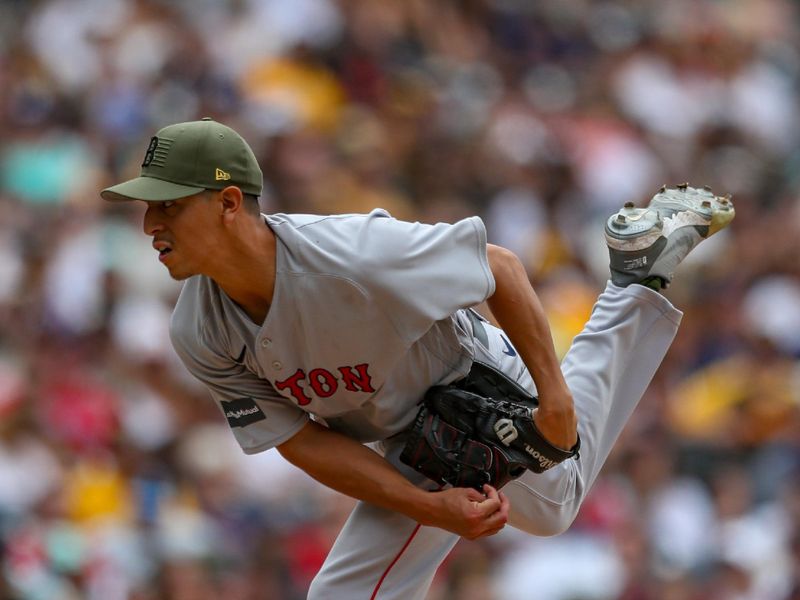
219;186;244;222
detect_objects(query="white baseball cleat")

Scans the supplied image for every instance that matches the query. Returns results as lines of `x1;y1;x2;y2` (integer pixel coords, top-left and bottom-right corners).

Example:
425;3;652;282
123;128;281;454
605;184;735;288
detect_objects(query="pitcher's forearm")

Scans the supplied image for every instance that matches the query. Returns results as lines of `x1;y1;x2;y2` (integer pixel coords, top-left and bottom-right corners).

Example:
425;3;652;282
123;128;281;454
278;421;435;522
485;245;568;395
485;244;577;447
277;421;510;538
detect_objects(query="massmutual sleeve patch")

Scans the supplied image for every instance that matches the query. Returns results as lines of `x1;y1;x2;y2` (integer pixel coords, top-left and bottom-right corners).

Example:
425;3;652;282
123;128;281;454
220;397;267;428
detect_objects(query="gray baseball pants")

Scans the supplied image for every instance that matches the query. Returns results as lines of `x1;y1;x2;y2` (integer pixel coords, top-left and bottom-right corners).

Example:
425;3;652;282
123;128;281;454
308;282;682;599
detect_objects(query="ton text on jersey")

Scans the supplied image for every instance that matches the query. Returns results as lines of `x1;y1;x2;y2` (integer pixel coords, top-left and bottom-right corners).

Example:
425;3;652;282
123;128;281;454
274;363;375;405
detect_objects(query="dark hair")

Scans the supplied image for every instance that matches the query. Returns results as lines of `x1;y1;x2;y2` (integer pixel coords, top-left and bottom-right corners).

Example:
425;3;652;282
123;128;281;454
243;193;261;215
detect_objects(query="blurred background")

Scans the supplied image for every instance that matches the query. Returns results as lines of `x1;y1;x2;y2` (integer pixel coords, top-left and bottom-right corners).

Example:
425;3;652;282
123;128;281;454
0;0;799;598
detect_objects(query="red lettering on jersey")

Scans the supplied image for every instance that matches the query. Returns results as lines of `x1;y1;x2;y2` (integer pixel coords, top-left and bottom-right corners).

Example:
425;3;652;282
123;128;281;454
275;364;375;406
275;369;313;406
309;368;338;398
338;363;375;393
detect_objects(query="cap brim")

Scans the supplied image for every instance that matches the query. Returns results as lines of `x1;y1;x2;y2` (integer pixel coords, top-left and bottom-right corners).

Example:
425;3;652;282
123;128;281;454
101;176;205;202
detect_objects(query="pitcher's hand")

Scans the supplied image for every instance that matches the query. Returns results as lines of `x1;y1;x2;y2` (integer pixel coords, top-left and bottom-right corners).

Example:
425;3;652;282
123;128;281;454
423;485;509;540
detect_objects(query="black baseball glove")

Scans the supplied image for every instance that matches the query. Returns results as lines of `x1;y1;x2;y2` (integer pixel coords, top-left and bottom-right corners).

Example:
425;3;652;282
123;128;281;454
399;362;580;490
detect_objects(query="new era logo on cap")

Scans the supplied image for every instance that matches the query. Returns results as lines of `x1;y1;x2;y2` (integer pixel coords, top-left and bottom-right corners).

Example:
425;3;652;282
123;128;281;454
215;168;231;181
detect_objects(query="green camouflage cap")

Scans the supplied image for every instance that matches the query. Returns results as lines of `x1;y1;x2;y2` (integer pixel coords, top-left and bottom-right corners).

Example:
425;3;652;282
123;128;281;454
101;118;263;202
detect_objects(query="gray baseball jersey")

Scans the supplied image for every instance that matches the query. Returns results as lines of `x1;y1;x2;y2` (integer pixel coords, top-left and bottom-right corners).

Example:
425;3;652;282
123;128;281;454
167;208;686;600
169;209;495;454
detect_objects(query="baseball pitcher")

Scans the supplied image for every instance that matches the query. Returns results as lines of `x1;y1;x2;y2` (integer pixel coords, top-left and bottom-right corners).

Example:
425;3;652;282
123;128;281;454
101;119;734;599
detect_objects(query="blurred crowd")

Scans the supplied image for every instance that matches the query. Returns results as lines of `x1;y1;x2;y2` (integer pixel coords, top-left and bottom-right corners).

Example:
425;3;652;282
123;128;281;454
1;0;799;598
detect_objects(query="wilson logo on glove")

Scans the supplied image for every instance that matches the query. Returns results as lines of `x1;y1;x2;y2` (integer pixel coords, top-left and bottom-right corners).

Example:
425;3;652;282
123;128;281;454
524;445;559;471
493;419;519;446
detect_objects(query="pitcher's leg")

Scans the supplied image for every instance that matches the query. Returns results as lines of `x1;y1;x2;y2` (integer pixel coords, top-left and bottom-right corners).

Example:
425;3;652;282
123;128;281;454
561;282;682;489
504;282;682;535
308;500;459;600
309;448;460;600
485;185;732;536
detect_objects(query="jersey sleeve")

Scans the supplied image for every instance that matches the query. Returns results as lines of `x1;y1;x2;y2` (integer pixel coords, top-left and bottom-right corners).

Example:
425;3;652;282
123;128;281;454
351;212;496;344
170;314;309;454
